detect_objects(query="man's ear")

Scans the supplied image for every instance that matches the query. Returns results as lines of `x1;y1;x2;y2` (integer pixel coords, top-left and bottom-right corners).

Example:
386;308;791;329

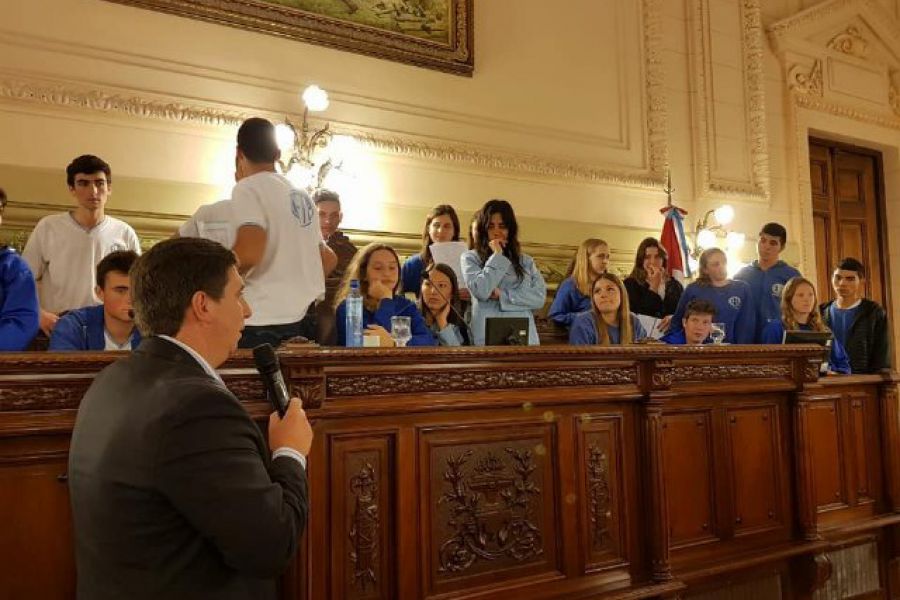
189;290;212;324
95;285;105;303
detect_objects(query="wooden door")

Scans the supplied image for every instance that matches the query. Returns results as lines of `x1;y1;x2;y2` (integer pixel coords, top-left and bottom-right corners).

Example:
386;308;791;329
809;139;887;306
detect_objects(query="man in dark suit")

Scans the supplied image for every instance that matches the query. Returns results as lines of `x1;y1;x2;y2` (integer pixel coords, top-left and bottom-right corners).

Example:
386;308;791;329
68;237;313;599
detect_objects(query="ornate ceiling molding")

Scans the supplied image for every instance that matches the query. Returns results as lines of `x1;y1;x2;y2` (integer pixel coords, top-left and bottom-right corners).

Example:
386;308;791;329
794;93;900;130
0;0;669;190
827;25;870;58
789;60;824;96
687;0;769;202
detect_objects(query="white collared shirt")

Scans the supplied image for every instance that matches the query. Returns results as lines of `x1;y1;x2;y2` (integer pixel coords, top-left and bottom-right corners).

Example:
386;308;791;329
156;335;306;470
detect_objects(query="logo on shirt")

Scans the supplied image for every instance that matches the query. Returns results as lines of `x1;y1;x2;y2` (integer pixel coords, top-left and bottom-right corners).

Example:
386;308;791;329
728;296;742;309
290;190;315;227
771;283;784;297
106;243;126;254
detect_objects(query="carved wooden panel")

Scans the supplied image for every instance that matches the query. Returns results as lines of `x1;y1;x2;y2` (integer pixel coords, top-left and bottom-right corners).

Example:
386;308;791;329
576;415;626;570
688;572;782;599
841;389;882;509
662;411;717;547
813;541;881;600
671;363;792;383
329;435;395;600
419;423;559;597
327;367;637;397
804;400;847;511
0;381;92;412
725;406;783;536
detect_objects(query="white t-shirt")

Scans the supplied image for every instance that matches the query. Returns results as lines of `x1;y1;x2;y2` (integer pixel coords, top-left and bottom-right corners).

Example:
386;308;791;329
230;172;325;326
22;213;141;314
179;200;235;249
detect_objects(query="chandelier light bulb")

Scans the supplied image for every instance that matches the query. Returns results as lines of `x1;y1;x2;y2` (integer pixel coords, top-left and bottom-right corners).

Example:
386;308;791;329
714;204;735;225
302;85;330;112
697;228;717;249
275;123;296;152
726;231;746;250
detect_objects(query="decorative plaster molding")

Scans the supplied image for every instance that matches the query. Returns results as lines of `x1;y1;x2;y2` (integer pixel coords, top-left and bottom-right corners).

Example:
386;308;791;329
688;0;769;202
768;0;881;41
890;81;900;116
642;0;668;177
827;25;870;58
789;60;825;96
794;93;900;130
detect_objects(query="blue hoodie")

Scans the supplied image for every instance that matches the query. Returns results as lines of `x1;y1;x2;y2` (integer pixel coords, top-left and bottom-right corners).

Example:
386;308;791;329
670;280;756;344
400;254;426;295
49;305;142;351
734;260;801;340
569;311;647;345
335;295;436;347
547;277;592;328
0;247;39;351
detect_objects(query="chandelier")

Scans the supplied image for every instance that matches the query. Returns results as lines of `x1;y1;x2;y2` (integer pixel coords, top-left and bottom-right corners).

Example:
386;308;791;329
275;85;334;190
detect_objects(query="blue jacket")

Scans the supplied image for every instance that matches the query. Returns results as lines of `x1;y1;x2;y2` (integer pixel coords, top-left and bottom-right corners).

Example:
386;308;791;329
49;305;142;351
734;260;800;340
400;254;426;295
462;250;546;346
335;295;436;347
670;280;756;344
760;319;851;374
660;330;712;345
548;277;591;328
0;247;39;351
569;311;647;345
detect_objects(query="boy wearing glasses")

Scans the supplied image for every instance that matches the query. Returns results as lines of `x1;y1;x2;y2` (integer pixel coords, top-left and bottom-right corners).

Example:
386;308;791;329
0;188;40;350
22;155;141;336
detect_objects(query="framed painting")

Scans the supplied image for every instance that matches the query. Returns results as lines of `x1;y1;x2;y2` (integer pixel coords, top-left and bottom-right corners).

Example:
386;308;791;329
104;0;473;75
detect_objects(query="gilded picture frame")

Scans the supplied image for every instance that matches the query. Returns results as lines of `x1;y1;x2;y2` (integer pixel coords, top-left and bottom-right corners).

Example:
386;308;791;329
103;0;473;76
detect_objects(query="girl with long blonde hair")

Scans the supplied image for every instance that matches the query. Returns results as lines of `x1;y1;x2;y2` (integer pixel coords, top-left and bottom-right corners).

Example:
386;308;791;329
548;238;610;329
569;273;647;345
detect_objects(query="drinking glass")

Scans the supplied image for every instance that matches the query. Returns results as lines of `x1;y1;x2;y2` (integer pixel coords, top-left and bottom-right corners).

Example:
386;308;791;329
710;322;726;344
390;316;412;347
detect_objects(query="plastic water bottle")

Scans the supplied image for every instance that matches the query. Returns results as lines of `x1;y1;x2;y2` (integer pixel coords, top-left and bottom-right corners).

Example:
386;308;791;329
345;279;364;347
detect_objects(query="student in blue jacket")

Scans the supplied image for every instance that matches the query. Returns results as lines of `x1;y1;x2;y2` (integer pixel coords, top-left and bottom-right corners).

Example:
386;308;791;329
548;238;609;329
462;199;547;346
50;250;142;351
335;243;436;347
401;204;463;295
670;248;756;344
661;299;715;345
570;272;647;345
734;223;800;340
418;262;470;346
0;188;40;350
760;276;850;374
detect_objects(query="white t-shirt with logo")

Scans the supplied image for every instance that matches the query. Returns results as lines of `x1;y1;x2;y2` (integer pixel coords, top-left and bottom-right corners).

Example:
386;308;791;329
230;172;325;326
179;200;235;249
22;213;141;314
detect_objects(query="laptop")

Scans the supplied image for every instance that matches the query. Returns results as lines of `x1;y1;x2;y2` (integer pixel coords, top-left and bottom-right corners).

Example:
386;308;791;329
782;330;832;346
485;317;530;346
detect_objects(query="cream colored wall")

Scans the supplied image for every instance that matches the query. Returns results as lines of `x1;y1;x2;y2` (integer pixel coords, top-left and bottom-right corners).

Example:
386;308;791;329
1;0;899;353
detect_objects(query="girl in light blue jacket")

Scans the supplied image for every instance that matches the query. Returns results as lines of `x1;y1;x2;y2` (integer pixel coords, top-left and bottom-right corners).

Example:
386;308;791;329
461;199;546;346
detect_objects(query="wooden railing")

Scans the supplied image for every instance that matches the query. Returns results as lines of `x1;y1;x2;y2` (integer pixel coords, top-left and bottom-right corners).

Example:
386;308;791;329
0;345;898;599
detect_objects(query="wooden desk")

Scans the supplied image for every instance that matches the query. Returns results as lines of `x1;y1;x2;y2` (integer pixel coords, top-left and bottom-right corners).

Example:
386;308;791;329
1;346;898;599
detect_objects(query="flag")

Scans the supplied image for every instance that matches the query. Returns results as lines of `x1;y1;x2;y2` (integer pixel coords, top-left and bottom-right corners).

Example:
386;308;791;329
659;206;691;281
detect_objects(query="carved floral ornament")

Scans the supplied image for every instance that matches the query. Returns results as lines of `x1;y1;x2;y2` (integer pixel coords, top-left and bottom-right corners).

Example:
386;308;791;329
789;60;824;97
827;25;870;58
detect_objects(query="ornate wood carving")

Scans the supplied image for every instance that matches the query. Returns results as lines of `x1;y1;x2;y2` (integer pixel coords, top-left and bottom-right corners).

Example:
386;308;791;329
326;367;638;397
0;384;89;412
804;357;821;383
881;383;900;512
672;362;792;383
643;406;672;581
651;360;674;389
348;461;379;592
436;448;543;574
587;444;612;550
223;377;266;401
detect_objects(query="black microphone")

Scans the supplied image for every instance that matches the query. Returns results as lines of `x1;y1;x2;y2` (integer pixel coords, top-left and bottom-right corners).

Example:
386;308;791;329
252;343;290;418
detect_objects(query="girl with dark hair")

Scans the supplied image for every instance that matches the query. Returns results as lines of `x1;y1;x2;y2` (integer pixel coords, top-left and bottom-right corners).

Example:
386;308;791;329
548;238;609;328
669;248;755;344
623;237;683;332
418;263;471;346
401;204;461;294
461;199;546;345
569;273;646;345
760;276;850;373
335;243;436;347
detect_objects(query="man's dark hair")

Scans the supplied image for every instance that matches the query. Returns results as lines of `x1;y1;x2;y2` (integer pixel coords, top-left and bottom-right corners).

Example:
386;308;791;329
684;299;717;319
66;155;112;188
312;188;341;206
237;118;279;163
760;222;788;247
131;238;237;336
836;257;866;278
96;250;139;288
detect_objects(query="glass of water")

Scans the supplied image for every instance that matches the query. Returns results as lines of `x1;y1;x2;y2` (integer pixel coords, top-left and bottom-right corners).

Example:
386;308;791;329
390;316;412;347
710;322;726;344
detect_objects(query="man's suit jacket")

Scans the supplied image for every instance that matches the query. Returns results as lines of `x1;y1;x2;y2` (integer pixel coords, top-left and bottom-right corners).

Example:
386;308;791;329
68;336;308;599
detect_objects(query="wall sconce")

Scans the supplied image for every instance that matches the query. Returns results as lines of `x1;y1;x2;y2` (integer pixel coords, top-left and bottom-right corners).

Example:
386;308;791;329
275;85;333;190
692;204;742;258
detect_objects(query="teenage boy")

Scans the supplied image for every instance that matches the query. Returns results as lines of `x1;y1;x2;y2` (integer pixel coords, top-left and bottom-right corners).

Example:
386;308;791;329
50;251;142;351
821;257;890;373
312;188;357;345
23;155;141;335
734;222;800;340
0;187;40;350
662;299;716;345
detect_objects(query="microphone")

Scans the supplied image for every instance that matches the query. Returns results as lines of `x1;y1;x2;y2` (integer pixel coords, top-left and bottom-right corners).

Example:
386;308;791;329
252;343;290;418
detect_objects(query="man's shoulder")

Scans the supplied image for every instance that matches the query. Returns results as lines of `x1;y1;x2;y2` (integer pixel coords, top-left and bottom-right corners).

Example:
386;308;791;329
733;263;757;280
859;298;887;318
60;304;103;325
104;215;138;233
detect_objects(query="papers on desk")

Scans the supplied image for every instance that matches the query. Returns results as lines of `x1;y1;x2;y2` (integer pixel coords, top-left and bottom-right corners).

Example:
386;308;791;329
635;314;666;340
429;241;469;289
